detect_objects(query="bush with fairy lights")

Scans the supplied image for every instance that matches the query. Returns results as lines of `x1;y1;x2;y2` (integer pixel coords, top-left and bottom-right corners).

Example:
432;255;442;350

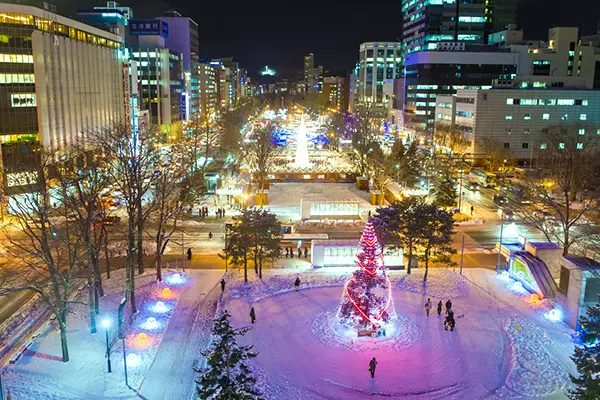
338;221;396;330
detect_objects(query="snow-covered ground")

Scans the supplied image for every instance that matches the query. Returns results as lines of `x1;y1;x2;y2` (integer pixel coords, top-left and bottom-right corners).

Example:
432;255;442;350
2;268;223;400
221;268;576;400
3;267;577;400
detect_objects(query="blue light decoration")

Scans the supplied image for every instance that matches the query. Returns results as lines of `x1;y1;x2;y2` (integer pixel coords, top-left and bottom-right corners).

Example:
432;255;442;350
151;301;170;314
383;120;389;133
166;273;186;286
140;317;162;331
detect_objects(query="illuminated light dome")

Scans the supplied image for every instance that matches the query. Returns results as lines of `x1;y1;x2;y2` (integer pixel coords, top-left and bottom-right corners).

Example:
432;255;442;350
126;353;141;367
530;293;540;304
141;317;161;331
511;281;525;293
545;308;563;322
166;273;185;285
136;332;148;344
151;301;170;314
160;287;173;298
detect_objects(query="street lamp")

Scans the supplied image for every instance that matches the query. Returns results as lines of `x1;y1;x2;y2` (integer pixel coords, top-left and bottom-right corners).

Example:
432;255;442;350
102;319;112;373
458;168;465;213
497;210;505;274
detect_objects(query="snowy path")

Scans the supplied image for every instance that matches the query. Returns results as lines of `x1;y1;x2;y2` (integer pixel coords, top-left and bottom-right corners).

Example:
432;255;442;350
138;270;223;400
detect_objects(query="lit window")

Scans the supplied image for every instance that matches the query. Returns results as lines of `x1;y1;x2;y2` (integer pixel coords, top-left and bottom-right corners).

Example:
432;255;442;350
580;114;587;121
582;100;589;106
558;143;565;149
524;128;530;135
505;128;512;135
10;93;36;107
506;98;513;105
524;114;531;120
557;99;575;106
0;73;35;84
579;128;585;135
577;143;584;150
561;114;568;121
542;113;550;120
505;115;512;120
540;143;547;149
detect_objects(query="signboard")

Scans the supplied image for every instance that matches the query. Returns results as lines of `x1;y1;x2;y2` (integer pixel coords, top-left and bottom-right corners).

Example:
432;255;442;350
129;19;168;37
6;171;37;187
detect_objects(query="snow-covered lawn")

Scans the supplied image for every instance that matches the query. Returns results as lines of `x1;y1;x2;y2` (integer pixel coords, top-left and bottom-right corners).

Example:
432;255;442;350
2;268;223;400
221;268;576;399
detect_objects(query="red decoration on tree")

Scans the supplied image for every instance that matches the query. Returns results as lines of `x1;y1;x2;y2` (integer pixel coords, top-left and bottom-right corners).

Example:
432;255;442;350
338;222;395;328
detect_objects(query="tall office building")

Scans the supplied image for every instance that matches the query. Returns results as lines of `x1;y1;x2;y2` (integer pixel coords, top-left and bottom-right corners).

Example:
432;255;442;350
304;53;314;92
0;3;125;197
158;11;199;73
401;0;516;56
356;42;402;103
322;76;349;112
195;59;218;116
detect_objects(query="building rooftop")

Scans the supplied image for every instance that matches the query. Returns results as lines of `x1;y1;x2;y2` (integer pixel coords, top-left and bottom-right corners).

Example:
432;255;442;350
563;256;600;270
528;242;562;250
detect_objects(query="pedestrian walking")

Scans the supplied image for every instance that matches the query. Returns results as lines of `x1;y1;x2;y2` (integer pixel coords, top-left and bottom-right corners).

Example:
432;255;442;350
209;232;213;240
470;205;474;215
222;208;226;217
303;247;308;258
285;248;289;258
294;276;301;291
220;278;226;292
187;247;192;260
437;301;443;316
250;307;256;324
425;298;432;317
297;247;302;258
369;357;377;378
445;299;452;314
290;248;294;258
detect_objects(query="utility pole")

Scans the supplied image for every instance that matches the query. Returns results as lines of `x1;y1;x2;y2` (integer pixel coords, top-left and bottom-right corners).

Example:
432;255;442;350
460;234;465;275
497;211;505;274
458;169;464;212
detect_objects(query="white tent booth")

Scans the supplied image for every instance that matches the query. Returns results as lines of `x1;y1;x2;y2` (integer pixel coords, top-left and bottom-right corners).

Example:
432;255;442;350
311;239;404;269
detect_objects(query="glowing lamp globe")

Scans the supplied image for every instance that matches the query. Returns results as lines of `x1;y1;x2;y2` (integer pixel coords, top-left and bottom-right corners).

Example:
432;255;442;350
500;270;510;279
161;287;173;298
546;308;563;322
167;273;185;285
141;317;161;330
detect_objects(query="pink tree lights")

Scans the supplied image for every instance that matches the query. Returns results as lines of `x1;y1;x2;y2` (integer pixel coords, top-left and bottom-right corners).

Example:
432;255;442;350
338;222;396;329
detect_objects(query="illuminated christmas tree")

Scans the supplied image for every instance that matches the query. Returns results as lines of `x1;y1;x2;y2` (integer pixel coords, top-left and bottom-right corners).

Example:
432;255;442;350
338;221;395;329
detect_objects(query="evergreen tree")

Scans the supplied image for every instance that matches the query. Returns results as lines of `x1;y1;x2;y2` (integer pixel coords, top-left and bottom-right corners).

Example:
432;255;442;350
570;303;600;399
338;222;396;328
415;204;456;281
195;310;263;400
432;176;457;209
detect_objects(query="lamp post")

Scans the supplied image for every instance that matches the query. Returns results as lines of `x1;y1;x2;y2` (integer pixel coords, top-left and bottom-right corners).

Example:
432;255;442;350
458;168;464;212
102;319;112;373
497;210;505;274
117;298;129;386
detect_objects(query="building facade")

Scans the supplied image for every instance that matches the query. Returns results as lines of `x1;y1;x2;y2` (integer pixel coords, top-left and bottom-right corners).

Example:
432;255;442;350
195;59;218;116
403;50;518;136
357;42;402;104
401;0;516;56
0;3;125;194
435;88;600;160
321;76;349;112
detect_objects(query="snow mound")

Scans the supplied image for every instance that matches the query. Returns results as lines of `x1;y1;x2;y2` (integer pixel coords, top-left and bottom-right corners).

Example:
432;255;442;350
499;315;573;398
311;310;421;351
457;218;485;226
393;269;469;300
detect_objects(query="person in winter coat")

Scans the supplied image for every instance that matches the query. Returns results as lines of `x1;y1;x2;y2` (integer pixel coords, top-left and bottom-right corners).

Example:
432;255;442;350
294;276;301;291
187;247;192;260
425;298;432;316
298;247;302;258
444;313;456;331
250;307;256;324
220;279;226;292
437;301;443;316
445;299;452;314
304;247;308;258
285;248;289;258
369;357;377;378
209;232;213;240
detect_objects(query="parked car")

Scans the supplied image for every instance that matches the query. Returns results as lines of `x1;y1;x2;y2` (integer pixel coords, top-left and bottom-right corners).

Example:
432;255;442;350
493;194;507;206
467;182;480;191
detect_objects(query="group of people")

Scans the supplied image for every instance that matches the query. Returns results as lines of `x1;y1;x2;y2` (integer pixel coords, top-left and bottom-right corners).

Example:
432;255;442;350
285;247;308;259
424;298;456;331
197;206;227;218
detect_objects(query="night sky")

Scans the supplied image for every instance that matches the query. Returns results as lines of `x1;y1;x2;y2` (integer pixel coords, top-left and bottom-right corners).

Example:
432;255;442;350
63;0;600;77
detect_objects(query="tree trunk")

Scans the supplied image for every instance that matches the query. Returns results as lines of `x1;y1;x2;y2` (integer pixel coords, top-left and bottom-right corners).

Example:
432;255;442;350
407;238;413;274
127;215;137;313
156;234;163;281
103;226;110;279
259;249;263;279
137;202;144;275
563;191;571;256
243;248;248;282
87;273;97;334
423;246;430;282
254;242;258;275
59;319;69;362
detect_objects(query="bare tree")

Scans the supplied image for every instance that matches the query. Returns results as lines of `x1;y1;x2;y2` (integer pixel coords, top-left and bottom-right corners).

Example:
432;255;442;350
146;146;190;281
508;124;600;255
477;136;514;173
54;148;112;334
348;103;386;177
95;123;157;313
434;123;471;155
0;152;82;362
246;123;278;203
